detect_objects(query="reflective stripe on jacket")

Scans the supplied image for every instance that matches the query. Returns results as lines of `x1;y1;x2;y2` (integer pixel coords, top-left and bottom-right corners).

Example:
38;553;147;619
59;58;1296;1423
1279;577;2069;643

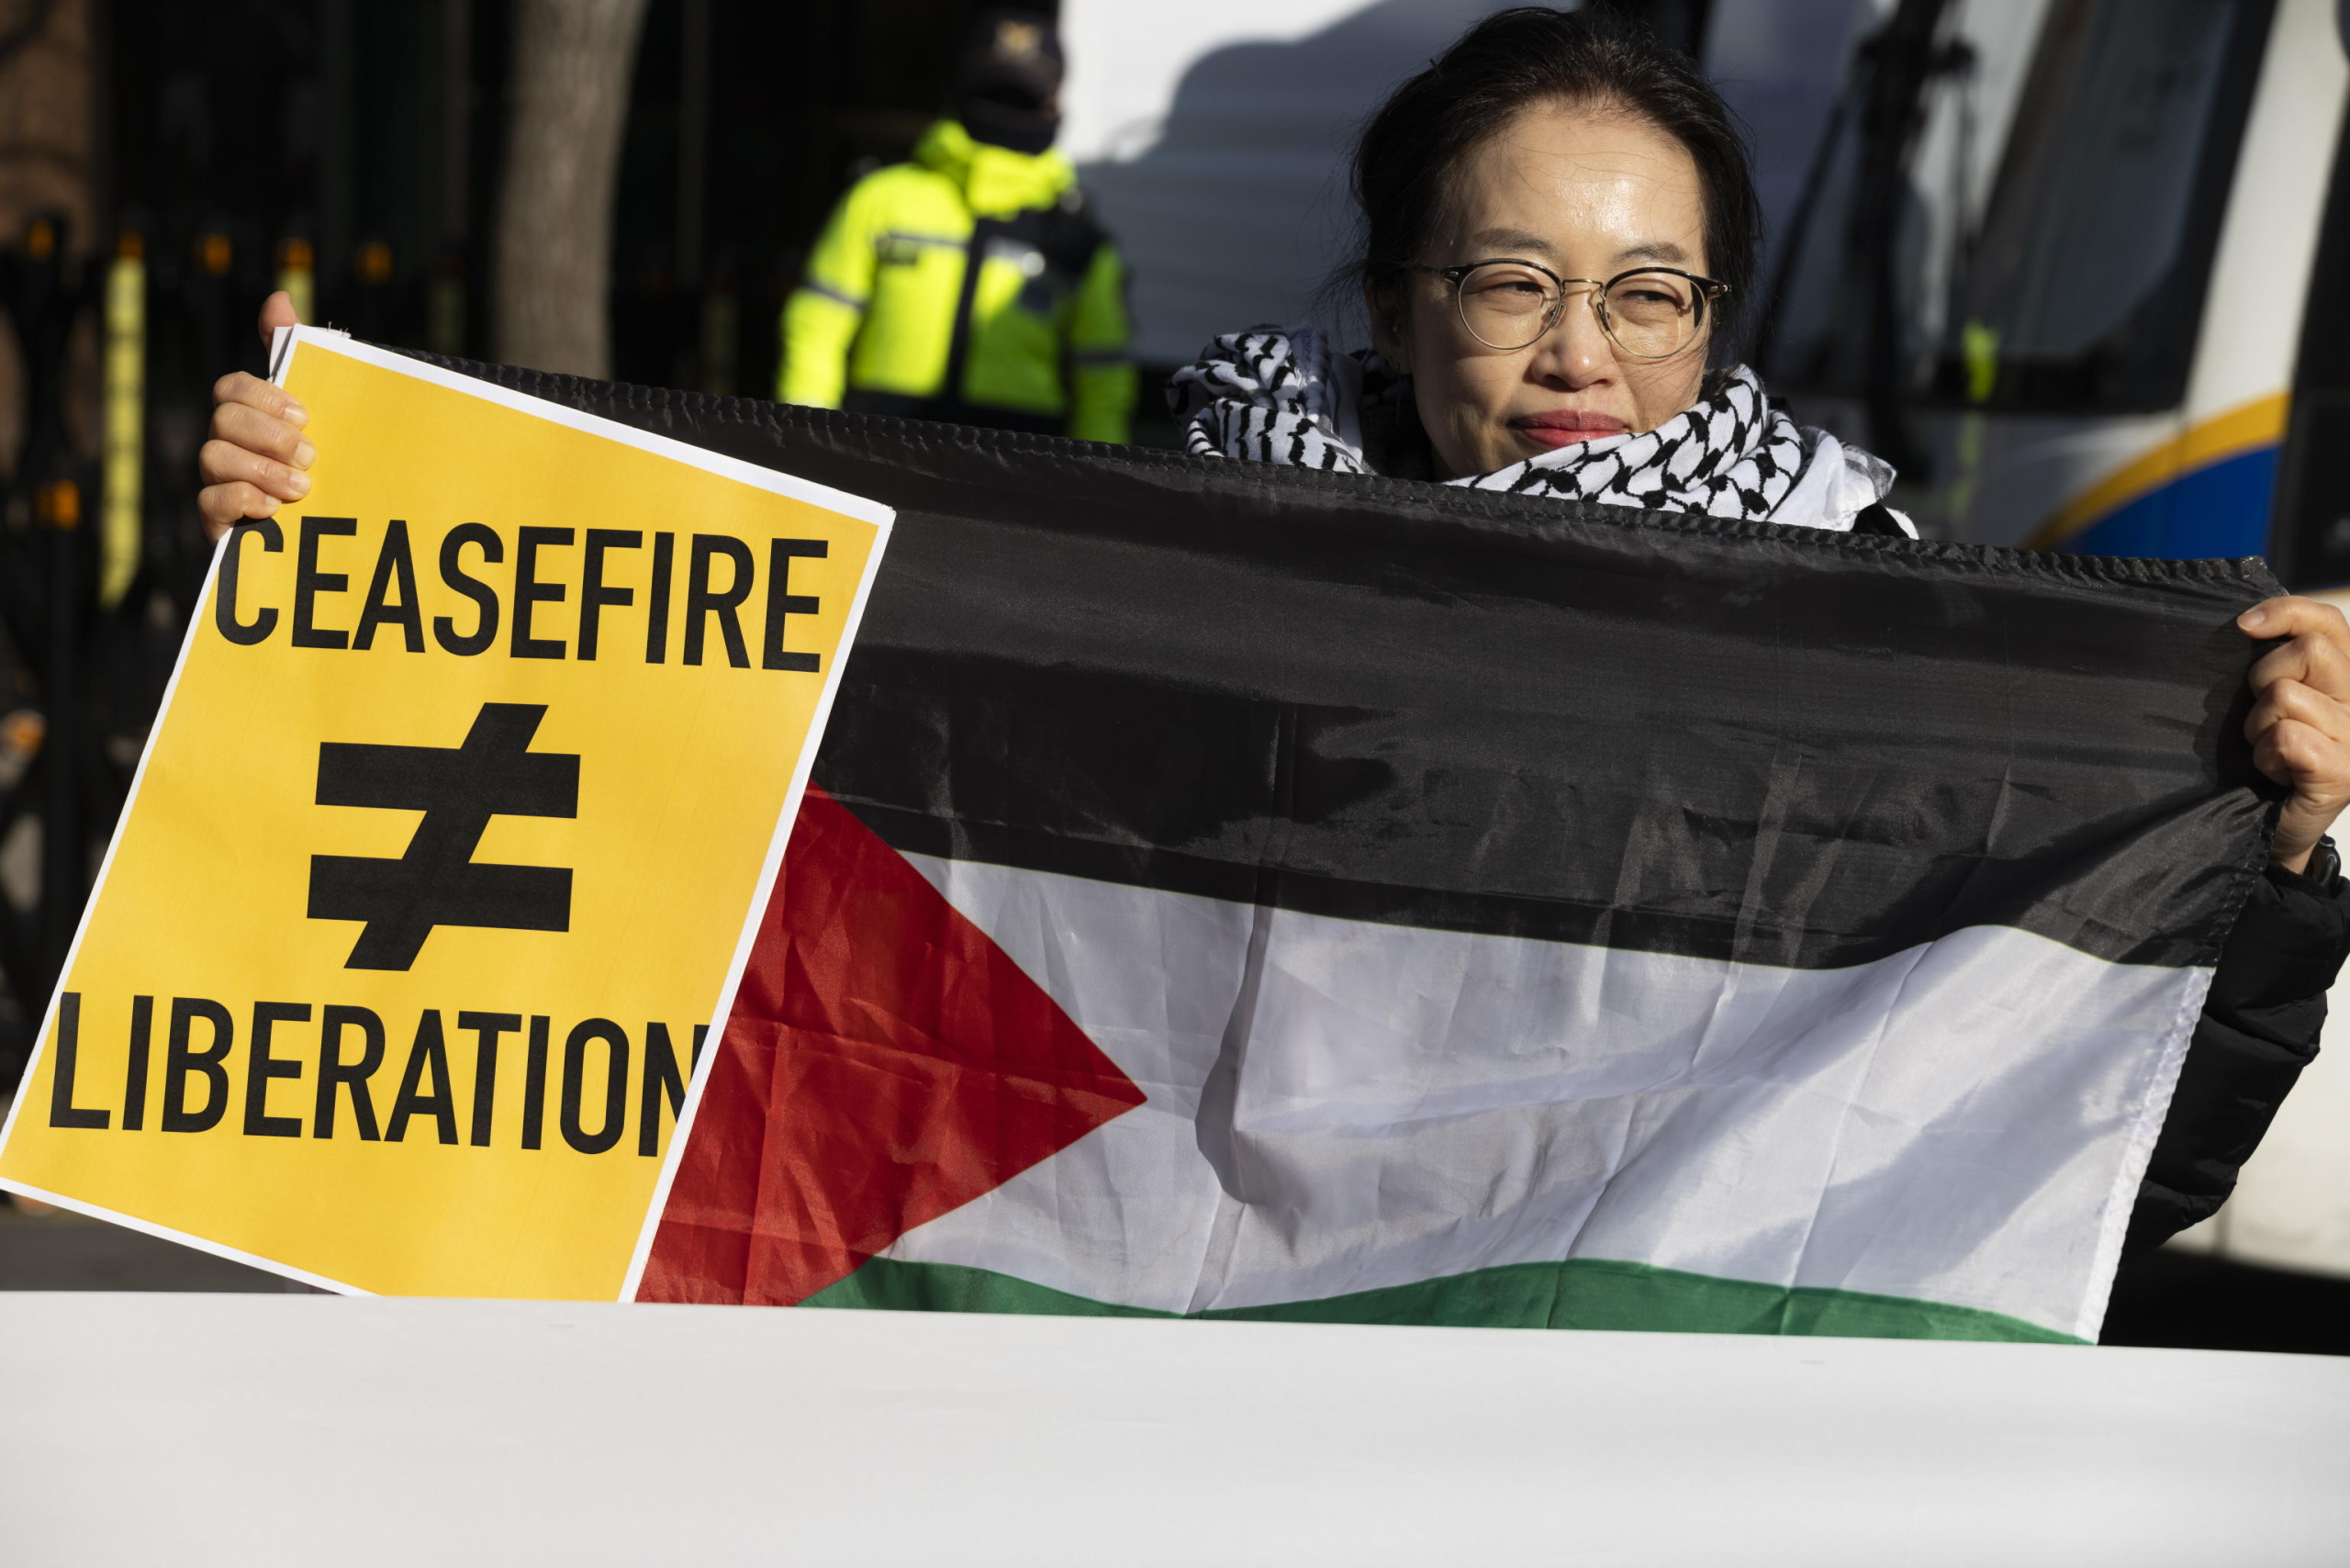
780;119;1136;443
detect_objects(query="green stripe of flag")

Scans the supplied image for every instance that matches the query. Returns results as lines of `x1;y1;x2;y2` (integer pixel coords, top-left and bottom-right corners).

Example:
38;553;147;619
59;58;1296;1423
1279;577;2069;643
801;1256;2083;1344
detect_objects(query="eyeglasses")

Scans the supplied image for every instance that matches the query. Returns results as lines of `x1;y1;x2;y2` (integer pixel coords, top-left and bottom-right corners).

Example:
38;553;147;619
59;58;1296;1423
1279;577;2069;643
1411;260;1729;360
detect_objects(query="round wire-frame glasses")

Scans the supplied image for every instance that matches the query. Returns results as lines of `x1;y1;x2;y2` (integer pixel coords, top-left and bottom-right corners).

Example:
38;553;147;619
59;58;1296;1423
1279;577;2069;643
1412;259;1730;361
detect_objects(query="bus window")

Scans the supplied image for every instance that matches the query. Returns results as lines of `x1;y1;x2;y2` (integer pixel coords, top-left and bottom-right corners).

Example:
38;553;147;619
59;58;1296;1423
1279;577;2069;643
1952;0;2274;412
2274;101;2350;588
1760;0;2274;417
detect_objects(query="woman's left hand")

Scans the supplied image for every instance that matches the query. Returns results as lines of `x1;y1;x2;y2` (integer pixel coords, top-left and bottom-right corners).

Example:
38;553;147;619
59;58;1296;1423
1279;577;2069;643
2241;595;2350;874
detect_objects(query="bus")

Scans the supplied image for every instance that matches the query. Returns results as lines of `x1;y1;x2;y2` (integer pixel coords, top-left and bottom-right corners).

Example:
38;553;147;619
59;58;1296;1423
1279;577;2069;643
1752;0;2349;577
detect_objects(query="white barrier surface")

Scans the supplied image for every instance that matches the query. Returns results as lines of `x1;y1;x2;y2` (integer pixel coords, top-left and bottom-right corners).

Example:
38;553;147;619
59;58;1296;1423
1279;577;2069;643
1;1293;2344;1566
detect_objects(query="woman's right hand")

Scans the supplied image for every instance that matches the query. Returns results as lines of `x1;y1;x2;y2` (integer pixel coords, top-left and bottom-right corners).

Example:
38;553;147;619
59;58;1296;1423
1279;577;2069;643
196;291;313;543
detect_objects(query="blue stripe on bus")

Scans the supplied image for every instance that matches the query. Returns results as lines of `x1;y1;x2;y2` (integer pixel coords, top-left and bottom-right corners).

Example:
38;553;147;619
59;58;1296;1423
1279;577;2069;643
2059;445;2277;561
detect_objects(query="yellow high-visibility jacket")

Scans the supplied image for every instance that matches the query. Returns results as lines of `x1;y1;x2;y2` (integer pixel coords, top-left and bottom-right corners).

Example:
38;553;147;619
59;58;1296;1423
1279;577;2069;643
780;119;1136;443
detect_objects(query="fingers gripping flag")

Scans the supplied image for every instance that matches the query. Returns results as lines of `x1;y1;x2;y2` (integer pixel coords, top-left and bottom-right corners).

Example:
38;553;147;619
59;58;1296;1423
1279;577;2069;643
459;356;2266;1344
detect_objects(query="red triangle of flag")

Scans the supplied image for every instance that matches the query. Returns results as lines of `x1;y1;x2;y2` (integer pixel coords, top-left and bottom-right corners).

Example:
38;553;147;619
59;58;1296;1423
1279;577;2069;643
637;785;1146;1305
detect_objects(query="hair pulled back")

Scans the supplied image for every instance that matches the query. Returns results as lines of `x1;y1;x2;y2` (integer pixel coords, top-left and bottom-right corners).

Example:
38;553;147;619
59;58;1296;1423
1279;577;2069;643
1349;6;1762;355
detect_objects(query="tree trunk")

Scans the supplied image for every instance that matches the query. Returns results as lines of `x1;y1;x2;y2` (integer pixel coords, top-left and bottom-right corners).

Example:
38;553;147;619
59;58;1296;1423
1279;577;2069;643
493;0;650;376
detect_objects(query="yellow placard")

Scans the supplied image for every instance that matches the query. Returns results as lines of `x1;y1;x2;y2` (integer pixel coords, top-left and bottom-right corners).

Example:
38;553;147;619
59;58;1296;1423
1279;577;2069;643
0;330;890;1298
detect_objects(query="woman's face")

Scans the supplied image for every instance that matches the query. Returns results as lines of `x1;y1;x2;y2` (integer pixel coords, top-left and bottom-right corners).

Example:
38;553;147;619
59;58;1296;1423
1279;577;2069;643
1371;102;1713;479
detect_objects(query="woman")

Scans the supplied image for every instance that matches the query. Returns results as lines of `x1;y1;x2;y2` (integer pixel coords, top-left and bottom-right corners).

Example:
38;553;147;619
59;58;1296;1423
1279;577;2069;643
199;9;2346;1255
1171;8;1897;533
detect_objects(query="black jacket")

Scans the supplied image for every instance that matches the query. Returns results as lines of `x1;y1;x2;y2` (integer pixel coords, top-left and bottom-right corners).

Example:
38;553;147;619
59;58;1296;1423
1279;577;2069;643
2127;850;2350;1256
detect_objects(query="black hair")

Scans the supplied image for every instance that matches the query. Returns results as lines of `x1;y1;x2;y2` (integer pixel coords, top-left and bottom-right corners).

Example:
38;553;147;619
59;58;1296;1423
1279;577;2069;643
1348;6;1762;357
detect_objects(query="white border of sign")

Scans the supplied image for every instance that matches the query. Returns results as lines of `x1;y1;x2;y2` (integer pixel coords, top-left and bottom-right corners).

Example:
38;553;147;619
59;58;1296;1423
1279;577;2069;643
0;328;896;1301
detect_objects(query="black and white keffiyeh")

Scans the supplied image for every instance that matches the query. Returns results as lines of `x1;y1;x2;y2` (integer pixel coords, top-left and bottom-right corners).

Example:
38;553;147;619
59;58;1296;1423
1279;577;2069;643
1169;327;1890;529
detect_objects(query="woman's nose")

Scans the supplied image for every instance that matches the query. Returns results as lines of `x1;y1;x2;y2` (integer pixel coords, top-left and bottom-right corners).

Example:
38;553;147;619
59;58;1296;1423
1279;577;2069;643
1531;287;1614;386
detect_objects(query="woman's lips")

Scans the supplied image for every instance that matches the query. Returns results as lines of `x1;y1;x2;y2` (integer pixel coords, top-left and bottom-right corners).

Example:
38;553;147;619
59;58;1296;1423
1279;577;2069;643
1511;410;1630;450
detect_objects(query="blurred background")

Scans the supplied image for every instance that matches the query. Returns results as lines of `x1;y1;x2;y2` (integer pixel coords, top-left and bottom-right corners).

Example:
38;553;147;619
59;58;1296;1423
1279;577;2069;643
1;0;2346;1350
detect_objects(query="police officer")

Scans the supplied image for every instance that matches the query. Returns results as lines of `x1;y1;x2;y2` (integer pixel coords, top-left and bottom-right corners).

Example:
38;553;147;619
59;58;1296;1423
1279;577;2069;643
779;11;1135;442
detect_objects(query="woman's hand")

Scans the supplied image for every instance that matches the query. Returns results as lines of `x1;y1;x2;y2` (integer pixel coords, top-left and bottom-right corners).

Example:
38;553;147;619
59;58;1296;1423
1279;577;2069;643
2241;595;2350;874
196;291;310;543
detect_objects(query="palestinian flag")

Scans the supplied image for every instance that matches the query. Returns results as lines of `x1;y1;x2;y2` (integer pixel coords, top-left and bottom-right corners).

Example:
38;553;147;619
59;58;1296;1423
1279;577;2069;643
435;357;2272;1344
